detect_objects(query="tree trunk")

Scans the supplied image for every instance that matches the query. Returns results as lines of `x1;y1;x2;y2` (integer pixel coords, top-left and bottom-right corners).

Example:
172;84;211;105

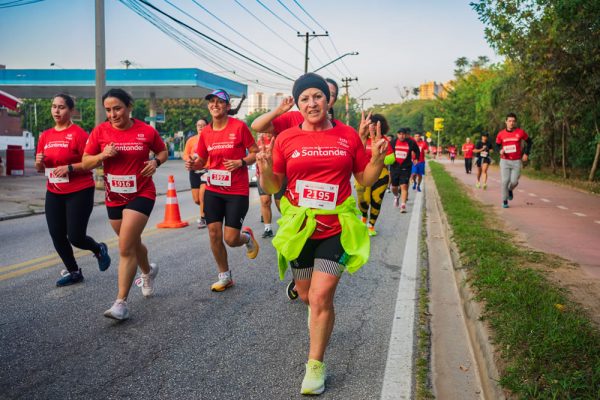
562;120;568;179
589;120;600;182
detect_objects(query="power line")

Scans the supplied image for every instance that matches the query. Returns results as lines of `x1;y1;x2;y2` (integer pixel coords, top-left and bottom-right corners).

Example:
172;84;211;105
136;0;294;81
164;0;302;74
0;0;43;8
275;0;312;31
254;0;298;32
233;0;303;57
292;0;327;32
122;0;290;91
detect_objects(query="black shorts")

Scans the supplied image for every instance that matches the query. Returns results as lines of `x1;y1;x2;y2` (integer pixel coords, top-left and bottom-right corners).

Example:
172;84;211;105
107;196;155;220
203;190;249;230
189;170;207;189
257;177;287;200
290;234;348;269
390;168;412;186
476;157;491;167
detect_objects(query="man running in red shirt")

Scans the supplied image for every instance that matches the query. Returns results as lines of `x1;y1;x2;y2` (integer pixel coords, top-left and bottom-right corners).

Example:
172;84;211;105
462;137;475;174
495;113;532;208
410;132;428;192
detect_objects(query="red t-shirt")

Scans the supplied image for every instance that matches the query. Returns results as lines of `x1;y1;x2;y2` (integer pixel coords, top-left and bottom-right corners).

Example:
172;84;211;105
416;140;428;163
196;117;256;196
272;111;305;135
394;139;412;164
273;123;369;239
496;128;528;160
462;143;475;158
84;119;166;207
37;124;95;194
365;136;393;159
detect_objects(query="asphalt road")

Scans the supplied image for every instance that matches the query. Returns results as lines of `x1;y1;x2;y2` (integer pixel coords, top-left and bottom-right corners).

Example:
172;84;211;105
0;174;420;399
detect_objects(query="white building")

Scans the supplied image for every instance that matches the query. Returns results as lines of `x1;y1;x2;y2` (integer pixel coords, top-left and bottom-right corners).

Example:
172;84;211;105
246;91;287;115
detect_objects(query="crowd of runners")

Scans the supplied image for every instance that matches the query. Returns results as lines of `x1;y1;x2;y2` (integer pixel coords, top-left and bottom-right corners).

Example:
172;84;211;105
33;71;531;395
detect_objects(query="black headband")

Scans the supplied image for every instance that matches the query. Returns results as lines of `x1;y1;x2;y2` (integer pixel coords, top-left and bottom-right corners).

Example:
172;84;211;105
292;73;331;106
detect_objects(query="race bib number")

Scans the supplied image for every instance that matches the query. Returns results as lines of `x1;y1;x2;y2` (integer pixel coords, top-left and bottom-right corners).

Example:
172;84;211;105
107;174;137;193
208;169;231;187
395;150;408;160
45;168;69;183
296;180;338;210
481;151;488;157
504;144;517;154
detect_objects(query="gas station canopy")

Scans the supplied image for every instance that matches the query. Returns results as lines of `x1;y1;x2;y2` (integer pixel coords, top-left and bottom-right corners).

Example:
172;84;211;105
0;68;247;100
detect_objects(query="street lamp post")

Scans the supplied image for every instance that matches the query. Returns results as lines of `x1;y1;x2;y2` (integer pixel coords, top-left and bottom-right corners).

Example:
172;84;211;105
313;52;359;73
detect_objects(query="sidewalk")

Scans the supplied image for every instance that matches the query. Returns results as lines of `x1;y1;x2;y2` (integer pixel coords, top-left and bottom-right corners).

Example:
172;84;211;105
438;158;600;279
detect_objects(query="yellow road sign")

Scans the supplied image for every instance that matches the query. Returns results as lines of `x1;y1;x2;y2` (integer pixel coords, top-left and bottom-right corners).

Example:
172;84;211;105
426;131;432;138
434;118;444;131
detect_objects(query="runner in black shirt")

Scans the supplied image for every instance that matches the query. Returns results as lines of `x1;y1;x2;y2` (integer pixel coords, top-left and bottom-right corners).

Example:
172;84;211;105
474;133;493;189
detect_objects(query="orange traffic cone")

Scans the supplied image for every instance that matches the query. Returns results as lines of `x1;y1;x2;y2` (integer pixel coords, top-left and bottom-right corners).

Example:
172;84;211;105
157;175;189;228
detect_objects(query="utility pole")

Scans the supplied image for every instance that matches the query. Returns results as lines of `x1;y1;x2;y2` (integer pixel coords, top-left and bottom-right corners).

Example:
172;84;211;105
341;77;358;125
297;32;329;73
359;97;370;110
95;0;106;127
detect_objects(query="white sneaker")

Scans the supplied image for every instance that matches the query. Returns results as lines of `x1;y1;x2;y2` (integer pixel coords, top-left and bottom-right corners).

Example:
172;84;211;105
140;263;158;297
393;196;400;208
103;299;129;320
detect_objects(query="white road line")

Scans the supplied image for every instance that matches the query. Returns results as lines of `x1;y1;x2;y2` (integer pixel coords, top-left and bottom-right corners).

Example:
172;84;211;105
528;193;537;197
541;198;550;203
595;221;600;225
381;187;423;400
573;212;586;217
517;189;525;193
557;205;568;210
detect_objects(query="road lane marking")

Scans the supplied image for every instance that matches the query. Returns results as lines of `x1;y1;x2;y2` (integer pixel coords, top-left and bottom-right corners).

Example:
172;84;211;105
595;221;600;225
381;186;423;399
517;189;524;193
0;216;196;282
573;212;586;217
528;193;537;197
557;205;568;210
541;198;550;203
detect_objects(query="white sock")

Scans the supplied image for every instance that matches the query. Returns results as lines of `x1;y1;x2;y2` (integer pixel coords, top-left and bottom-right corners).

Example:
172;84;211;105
264;224;272;231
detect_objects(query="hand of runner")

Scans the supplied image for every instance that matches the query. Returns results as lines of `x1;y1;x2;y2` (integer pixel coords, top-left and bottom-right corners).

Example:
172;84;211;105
369;121;387;164
52;165;69;177
35;152;44;171
256;135;274;173
185;154;200;171
140;159;158;177
276;96;295;116
358;111;372;142
223;159;241;171
101;142;118;160
522;154;529;163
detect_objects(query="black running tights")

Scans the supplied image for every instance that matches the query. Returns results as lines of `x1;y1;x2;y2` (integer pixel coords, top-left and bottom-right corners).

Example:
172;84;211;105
45;187;100;272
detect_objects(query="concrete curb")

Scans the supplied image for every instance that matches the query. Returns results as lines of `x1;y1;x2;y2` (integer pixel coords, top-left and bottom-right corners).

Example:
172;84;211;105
427;167;505;400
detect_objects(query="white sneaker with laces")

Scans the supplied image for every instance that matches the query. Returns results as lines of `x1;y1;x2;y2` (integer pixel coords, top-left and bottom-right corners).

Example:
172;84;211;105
103;299;129;320
141;263;159;297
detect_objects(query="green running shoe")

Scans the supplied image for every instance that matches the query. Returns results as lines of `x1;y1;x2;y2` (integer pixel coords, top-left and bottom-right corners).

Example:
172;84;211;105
301;359;326;395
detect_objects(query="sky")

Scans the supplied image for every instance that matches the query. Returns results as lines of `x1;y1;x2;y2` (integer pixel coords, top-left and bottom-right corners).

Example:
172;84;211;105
0;0;499;112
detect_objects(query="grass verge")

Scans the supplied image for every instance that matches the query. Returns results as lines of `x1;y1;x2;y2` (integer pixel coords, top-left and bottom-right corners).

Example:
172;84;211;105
416;210;435;400
429;161;600;399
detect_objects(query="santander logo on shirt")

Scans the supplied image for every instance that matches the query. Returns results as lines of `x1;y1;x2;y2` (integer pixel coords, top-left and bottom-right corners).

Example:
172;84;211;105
113;142;145;152
45;142;69;149
295;146;348;158
207;141;235;152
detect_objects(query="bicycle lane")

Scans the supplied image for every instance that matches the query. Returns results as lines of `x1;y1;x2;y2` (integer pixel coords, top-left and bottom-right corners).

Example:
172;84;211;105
437;159;600;279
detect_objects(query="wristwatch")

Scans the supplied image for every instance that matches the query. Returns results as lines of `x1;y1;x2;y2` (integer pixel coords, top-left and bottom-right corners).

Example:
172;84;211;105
240;159;247;167
68;164;74;173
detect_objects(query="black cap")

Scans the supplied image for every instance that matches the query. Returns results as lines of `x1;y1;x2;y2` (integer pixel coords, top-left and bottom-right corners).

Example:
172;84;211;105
292;73;330;106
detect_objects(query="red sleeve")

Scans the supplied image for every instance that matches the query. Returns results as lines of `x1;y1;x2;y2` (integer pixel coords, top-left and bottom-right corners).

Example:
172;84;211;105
84;127;101;155
521;130;529;141
496;132;502;145
351;132;369;174
241;122;256;149
272;112;303;134
196;132;208;160
75;128;89;156
37;131;46;154
272;136;286;175
150;128;167;154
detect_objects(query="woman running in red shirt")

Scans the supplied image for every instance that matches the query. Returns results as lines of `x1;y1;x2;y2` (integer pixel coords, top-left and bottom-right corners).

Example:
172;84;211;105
35;94;111;287
257;73;387;395
83;89;168;320
185;89;259;292
183;117;209;228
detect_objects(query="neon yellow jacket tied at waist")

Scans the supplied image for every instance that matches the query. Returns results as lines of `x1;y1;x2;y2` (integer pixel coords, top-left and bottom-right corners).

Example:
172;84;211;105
272;195;370;280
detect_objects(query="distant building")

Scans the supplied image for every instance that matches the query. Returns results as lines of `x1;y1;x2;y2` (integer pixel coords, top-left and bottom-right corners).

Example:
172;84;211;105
247;91;287;115
419;81;452;100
